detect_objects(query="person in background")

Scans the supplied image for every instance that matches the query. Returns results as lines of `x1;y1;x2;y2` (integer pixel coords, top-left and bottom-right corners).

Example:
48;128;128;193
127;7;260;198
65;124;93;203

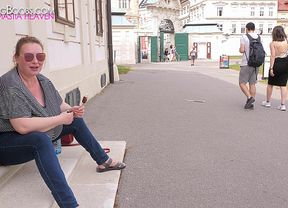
238;22;260;110
0;36;126;208
169;44;175;61
164;48;169;61
262;26;288;111
190;48;196;66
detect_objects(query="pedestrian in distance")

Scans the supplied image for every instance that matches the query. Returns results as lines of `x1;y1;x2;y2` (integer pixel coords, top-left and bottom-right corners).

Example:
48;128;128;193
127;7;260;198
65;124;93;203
239;22;264;109
190;47;196;66
0;36;126;208
169;44;176;61
164;47;169;62
262;26;288;111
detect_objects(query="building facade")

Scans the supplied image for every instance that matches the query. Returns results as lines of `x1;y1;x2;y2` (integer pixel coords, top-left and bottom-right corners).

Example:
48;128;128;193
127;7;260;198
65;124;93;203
0;0;113;103
111;0;139;64
139;0;181;46
181;0;278;59
278;0;288;33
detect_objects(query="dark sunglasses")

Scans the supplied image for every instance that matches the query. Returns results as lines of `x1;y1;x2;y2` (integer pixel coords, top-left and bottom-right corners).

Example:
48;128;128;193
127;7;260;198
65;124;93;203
23;53;46;62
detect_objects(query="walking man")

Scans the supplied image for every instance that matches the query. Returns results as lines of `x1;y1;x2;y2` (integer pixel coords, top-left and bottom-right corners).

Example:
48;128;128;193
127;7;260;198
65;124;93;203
239;22;260;109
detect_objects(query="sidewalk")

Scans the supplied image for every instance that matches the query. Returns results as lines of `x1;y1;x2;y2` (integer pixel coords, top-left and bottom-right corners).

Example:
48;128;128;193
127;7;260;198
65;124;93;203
190;60;281;101
142;60;281;102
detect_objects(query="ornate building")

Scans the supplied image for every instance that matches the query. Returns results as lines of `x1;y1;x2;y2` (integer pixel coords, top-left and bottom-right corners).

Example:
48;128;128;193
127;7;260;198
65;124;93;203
278;0;288;33
111;0;139;64
180;0;278;59
139;0;182;60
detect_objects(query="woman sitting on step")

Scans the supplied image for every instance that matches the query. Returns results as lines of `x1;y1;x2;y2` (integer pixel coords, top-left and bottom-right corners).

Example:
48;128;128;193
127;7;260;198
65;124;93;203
0;36;125;208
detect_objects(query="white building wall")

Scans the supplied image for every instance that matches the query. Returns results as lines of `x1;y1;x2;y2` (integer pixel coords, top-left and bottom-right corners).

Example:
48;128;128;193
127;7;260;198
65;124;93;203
0;0;110;99
113;27;137;64
186;0;278;59
111;0;139;64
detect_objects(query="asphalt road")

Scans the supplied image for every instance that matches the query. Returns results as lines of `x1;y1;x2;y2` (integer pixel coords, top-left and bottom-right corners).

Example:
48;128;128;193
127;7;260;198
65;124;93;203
84;60;288;208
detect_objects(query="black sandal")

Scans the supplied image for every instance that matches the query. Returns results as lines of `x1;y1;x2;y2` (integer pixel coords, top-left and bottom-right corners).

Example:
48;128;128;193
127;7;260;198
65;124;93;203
96;158;126;173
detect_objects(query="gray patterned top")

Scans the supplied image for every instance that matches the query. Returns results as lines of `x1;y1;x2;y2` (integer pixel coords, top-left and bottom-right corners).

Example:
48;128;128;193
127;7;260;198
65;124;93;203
0;68;63;140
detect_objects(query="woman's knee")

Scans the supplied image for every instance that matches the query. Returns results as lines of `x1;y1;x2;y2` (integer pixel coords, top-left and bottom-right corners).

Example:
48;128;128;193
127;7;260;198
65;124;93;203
27;132;52;147
71;118;86;130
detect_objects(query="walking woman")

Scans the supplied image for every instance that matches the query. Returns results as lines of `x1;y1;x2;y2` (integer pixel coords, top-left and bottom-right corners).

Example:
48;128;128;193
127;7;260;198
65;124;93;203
262;26;288;111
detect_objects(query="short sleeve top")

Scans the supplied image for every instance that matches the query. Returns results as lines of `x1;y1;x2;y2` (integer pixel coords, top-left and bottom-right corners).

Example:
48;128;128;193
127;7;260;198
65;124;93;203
0;68;63;140
240;32;259;66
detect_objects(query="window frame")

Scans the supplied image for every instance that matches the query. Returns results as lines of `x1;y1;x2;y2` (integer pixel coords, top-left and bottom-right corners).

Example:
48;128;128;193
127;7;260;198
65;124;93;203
231;24;236;34
259;23;264;34
95;0;103;36
268;7;273;17
54;0;75;27
250;7;255;17
268;24;273;33
260;7;264;17
241;24;245;33
217;6;223;17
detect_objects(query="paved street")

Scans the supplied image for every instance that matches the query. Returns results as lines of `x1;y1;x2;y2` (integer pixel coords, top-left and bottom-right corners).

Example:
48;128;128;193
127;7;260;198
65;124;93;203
84;60;288;208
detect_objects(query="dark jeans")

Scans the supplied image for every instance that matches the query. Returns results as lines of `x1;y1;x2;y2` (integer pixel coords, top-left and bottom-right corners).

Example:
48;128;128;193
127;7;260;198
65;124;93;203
0;118;109;208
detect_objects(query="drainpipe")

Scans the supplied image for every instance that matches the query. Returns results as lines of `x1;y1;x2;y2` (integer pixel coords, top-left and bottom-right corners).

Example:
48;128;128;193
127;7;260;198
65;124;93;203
106;0;114;83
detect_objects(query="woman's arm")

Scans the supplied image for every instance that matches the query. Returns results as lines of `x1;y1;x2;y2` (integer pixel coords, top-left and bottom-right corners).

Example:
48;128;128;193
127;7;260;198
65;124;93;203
10;111;74;134
269;42;275;76
269;42;276;68
60;101;72;112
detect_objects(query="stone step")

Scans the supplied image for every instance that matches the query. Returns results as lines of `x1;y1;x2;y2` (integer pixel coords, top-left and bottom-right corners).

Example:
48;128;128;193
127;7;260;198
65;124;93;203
0;164;24;188
0;141;126;208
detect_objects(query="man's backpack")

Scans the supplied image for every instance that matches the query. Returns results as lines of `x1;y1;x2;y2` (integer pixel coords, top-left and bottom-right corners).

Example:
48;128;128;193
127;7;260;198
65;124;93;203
245;34;265;67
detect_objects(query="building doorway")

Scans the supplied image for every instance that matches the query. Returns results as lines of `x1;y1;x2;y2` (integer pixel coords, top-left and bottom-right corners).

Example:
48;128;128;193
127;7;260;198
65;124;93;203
159;19;175;62
137;36;158;63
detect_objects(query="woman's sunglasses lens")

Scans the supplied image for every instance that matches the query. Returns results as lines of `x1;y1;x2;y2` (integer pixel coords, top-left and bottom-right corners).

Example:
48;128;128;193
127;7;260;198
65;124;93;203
36;53;45;62
24;53;34;62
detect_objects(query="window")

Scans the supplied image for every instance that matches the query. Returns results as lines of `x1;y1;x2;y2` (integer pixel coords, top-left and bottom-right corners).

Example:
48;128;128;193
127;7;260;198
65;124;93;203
260;7;264;16
241;24;245;33
95;0;103;36
259;24;263;34
250;7;255;16
232;24;236;33
119;0;130;9
268;24;273;33
217;7;223;16
269;7;273;16
54;0;75;27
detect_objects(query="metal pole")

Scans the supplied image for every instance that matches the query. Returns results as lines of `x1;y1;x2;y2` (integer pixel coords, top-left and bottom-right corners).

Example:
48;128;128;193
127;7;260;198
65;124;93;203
106;0;114;84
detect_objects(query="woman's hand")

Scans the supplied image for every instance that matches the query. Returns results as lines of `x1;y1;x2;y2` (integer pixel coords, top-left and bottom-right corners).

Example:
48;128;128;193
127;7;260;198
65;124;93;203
269;69;275;77
59;111;74;125
67;105;85;118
